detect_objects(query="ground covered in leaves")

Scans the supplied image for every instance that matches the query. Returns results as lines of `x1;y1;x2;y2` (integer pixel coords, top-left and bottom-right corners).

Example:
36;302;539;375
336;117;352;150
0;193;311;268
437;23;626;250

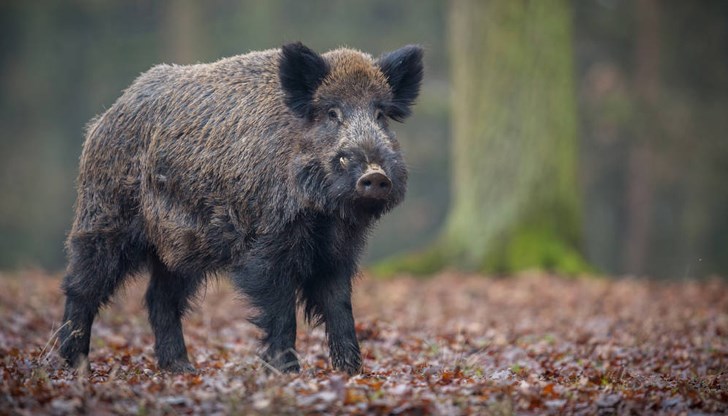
1;270;726;415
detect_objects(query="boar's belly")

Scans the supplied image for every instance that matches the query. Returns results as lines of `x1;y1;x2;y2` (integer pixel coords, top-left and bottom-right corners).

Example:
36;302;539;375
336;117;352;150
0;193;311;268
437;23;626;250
142;192;247;273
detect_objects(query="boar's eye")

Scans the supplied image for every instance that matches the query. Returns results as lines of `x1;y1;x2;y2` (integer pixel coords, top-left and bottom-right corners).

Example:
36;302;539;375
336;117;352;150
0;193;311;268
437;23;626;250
328;107;342;122
375;108;385;121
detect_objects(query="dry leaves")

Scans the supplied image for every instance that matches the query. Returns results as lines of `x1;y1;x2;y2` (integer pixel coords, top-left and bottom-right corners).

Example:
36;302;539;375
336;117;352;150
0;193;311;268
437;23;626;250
1;270;726;415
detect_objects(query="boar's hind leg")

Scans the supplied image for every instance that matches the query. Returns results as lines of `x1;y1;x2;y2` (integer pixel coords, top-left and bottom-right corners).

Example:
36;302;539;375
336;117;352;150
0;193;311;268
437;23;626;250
59;231;144;369
302;274;362;375
233;257;300;373
145;255;202;373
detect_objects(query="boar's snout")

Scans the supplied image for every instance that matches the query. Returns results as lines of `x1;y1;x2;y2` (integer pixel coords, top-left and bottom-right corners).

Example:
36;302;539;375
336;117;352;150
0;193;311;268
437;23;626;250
356;165;392;200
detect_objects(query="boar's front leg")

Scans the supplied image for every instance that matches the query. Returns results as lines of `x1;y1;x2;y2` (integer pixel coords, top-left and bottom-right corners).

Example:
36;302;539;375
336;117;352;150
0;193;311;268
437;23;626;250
303;270;362;375
232;244;300;373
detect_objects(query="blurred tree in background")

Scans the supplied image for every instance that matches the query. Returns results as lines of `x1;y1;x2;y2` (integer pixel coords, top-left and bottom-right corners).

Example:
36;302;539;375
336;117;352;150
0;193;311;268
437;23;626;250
576;0;728;278
443;0;587;274
0;0;726;278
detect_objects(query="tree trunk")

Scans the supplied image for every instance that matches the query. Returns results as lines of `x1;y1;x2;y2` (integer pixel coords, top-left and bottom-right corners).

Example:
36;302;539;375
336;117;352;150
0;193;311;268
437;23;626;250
443;0;587;274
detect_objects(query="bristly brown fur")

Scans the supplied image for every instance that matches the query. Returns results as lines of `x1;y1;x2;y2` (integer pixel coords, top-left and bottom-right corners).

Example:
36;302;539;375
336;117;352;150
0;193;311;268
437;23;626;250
58;43;424;375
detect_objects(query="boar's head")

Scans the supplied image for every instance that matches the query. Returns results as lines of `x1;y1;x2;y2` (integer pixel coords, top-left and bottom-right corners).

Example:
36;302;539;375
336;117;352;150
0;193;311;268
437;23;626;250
280;42;423;223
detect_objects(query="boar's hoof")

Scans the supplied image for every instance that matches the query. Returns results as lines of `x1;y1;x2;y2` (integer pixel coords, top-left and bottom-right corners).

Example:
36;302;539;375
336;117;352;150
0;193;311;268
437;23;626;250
279;361;301;374
263;350;301;373
160;359;197;374
331;348;363;375
336;361;363;376
64;354;91;374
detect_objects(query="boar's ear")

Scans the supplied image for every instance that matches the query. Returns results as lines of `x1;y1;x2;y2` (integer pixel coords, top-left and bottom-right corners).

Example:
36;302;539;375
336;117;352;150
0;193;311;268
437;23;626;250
279;42;330;119
376;45;424;122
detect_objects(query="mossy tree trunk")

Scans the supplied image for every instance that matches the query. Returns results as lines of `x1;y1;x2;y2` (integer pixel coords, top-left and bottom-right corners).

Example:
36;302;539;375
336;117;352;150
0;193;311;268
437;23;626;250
441;0;588;274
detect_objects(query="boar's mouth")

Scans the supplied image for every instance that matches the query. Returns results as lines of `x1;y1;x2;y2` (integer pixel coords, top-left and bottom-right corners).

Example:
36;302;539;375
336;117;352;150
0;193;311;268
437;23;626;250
327;182;396;222
292;155;403;222
341;198;388;223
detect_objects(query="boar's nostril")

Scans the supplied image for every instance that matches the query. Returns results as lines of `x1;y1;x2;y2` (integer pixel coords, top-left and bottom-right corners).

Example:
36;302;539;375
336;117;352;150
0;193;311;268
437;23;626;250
356;170;392;200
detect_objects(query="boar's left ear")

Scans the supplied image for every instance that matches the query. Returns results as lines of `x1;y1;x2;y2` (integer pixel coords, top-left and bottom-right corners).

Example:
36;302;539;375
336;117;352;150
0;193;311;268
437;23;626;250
279;42;330;119
376;45;424;121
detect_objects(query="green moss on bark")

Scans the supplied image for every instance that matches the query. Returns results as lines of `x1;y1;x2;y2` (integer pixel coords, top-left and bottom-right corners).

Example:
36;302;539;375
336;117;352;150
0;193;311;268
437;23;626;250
375;0;591;277
371;244;450;278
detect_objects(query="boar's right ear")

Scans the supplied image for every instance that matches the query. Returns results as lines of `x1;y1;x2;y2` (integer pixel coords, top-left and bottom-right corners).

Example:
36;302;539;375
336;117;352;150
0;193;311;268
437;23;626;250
279;42;330;119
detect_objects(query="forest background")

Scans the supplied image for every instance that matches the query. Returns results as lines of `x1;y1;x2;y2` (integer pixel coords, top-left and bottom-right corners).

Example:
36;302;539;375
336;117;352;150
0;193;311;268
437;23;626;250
1;0;726;279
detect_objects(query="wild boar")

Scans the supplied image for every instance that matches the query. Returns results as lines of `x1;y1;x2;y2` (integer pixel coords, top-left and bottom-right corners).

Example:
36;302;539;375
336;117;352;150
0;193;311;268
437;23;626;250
59;42;423;374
